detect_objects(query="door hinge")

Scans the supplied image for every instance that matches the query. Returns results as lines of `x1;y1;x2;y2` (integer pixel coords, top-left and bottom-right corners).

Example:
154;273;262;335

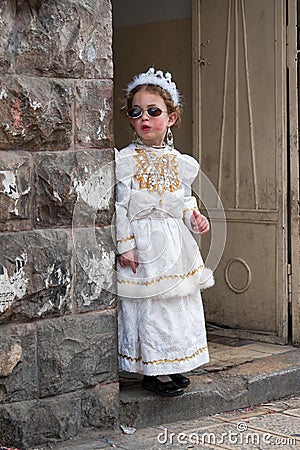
287;263;292;303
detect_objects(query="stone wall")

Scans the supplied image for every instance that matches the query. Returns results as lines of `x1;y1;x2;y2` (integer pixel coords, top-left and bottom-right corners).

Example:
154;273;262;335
0;1;118;447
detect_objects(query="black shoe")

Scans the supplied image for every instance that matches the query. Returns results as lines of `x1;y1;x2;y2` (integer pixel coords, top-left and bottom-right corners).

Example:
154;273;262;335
142;376;184;397
170;373;190;388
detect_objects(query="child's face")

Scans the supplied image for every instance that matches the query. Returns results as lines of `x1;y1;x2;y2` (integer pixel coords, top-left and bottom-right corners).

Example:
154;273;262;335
129;88;177;147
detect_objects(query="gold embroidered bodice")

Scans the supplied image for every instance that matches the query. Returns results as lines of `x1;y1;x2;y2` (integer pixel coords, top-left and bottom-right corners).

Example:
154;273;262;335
133;147;179;195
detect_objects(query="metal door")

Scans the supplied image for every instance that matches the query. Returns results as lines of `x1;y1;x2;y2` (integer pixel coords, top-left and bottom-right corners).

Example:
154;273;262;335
193;0;289;343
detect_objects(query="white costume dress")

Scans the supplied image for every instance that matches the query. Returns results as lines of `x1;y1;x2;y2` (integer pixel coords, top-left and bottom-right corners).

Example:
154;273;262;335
115;143;214;375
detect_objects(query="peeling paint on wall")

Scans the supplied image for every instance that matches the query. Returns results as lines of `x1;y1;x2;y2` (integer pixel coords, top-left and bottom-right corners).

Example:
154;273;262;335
0;170;18;199
0;343;22;377
73;164;112;210
0;252;28;313
97;97;110;141
87;46;97;62
29;99;42;110
80;248;114;306
0;169;31;217
52;190;63;203
0;88;7;99
37;263;71;316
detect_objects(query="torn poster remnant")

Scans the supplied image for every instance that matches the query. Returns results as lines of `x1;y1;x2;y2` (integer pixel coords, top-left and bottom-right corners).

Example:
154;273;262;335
0;252;28;313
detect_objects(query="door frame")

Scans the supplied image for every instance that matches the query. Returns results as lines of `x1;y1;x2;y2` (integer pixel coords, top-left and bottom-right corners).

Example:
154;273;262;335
192;0;300;346
287;0;300;346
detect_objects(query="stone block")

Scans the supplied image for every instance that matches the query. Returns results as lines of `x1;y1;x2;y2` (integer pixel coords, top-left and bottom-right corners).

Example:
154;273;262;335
0;151;32;231
14;0;112;79
0;392;81;448
75;80;114;148
37;311;118;397
0;75;73;150
74;227;116;312
0;230;72;322
0;322;37;403
0;1;15;73
120;374;249;429
81;382;119;429
34;148;114;227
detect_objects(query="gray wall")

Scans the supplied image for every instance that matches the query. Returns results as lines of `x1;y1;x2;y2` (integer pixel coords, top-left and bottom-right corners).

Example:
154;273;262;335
113;0;193;155
113;0;191;27
0;1;118;447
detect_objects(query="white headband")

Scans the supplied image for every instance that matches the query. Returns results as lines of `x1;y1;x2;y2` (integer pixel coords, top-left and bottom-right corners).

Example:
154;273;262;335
126;67;181;105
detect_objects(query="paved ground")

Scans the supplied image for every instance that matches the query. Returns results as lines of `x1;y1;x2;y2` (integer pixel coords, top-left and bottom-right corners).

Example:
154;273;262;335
47;394;300;449
2;338;299;449
118;337;300;429
40;339;300;449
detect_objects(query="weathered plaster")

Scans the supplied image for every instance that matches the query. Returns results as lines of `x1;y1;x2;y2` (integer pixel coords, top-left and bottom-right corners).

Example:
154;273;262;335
0;343;22;377
79;249;114;306
0;252;28;313
0;169;31;217
72;162;113;210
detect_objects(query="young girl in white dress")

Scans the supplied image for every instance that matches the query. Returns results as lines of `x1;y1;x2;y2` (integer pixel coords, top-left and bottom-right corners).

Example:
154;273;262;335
115;68;214;397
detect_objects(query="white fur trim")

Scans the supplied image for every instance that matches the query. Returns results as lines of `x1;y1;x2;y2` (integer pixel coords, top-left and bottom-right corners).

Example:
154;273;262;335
199;267;215;290
117;266;215;299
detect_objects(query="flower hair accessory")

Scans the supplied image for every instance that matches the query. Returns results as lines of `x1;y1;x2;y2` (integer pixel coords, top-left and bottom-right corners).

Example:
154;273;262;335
126;67;181;105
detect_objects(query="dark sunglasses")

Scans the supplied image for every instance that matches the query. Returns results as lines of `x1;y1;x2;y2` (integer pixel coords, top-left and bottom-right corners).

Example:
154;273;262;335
127;107;167;119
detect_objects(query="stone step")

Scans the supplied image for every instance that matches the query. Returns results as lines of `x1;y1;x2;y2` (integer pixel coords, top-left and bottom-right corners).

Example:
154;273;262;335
120;349;300;429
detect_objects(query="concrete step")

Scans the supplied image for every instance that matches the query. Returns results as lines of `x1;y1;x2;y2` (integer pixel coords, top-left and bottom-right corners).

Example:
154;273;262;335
120;349;300;429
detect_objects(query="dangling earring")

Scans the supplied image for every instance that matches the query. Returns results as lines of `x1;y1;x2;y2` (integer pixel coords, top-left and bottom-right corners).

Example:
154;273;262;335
132;132;143;145
166;127;174;148
132;131;138;144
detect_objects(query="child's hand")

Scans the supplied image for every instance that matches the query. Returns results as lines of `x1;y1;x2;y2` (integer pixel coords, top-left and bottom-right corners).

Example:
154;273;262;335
191;210;210;234
119;248;139;274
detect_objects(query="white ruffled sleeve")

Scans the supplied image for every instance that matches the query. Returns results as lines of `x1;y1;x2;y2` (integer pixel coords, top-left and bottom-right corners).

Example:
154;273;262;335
115;148;136;254
180;154;201;232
